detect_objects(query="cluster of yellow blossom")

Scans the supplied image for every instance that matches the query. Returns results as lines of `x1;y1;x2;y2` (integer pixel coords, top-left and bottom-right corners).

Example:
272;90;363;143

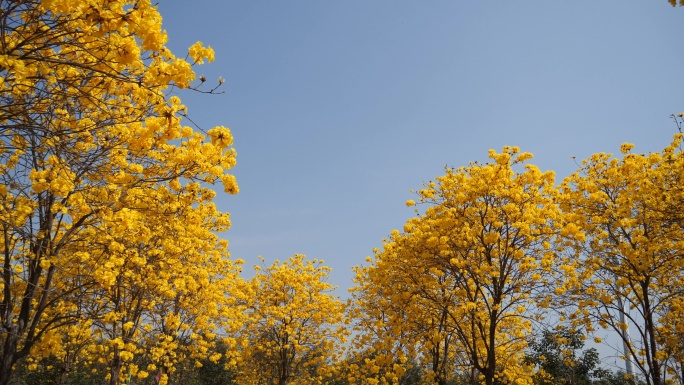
0;0;242;384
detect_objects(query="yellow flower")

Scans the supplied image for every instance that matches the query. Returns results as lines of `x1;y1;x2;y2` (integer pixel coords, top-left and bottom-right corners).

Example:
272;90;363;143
620;143;635;154
188;41;215;64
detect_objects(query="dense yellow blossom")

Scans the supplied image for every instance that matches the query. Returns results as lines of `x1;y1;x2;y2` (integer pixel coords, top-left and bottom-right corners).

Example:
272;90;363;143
236;255;348;385
349;147;562;385
0;1;239;384
559;135;684;385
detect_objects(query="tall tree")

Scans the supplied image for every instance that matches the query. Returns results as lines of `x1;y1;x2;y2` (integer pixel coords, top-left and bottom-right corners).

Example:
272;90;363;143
236;255;347;385
348;233;472;385
77;184;244;385
350;147;570;385
559;137;684;385
0;1;238;384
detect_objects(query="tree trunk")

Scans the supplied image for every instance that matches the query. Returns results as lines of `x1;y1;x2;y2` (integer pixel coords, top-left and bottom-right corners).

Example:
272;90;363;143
484;312;498;385
108;354;122;385
60;359;71;385
0;327;19;385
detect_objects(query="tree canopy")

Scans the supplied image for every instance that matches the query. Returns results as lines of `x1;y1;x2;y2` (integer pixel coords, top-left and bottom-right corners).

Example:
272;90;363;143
0;1;239;384
1;1;684;385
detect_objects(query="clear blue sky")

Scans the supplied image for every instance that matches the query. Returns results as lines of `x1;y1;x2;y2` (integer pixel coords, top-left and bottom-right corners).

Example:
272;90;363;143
157;2;682;353
156;0;683;371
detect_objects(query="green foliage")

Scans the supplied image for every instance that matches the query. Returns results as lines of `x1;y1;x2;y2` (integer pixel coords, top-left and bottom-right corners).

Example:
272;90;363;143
8;349;237;385
591;370;644;385
195;344;237;385
525;327;648;385
525;327;600;385
10;355;105;385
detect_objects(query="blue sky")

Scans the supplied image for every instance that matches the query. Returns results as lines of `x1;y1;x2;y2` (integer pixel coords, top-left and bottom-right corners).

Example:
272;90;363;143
158;0;681;294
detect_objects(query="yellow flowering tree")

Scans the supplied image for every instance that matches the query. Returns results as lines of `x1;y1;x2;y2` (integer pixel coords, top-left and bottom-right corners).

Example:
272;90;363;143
350;147;568;385
348;238;471;385
559;137;684;385
236;255;347;385
0;1;238;384
654;120;684;383
77;183;244;385
657;295;684;385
